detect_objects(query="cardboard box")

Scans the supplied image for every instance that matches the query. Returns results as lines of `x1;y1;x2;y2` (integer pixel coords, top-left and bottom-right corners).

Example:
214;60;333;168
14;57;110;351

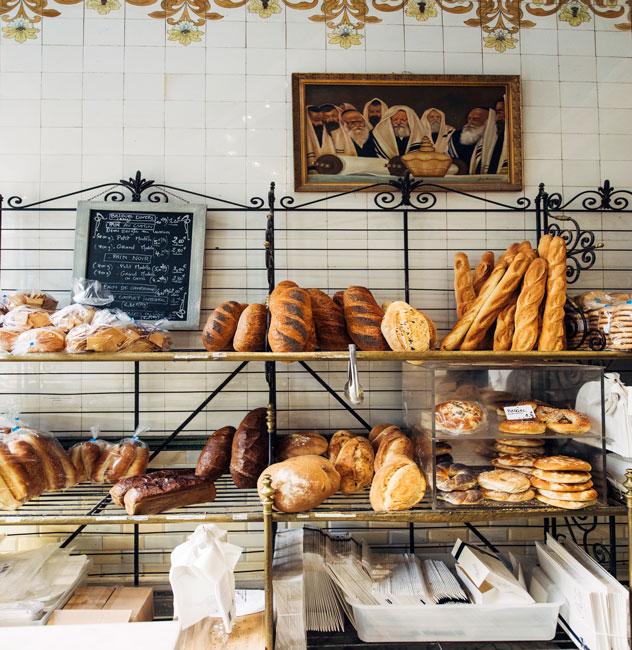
105;587;154;622
48;610;133;626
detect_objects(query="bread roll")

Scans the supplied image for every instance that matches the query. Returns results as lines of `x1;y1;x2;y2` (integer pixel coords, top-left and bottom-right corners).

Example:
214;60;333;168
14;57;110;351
473;251;495;295
538;236;567;351
196;426;236;481
511;257;547;351
257;455;340;512
268;284;313;353
369;455;426;512
233;304;266;352
277;431;328;460
453;253;476;319
202;301;245;352
461;253;531;350
230;407;269;488
493;301;517;351
307;288;351;351
343;286;388;351
374;430;413;471
334;436;374;493
105;440;144;483
328;430;356;462
381;301;436;352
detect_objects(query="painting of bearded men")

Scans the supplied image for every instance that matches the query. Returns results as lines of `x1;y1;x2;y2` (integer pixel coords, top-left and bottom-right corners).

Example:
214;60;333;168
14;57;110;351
292;73;522;192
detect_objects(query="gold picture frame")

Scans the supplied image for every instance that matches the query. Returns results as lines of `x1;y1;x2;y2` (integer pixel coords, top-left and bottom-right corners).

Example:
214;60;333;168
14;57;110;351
292;73;523;193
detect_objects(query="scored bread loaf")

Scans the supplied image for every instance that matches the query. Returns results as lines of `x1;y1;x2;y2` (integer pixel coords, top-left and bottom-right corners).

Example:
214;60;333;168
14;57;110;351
268;283;313;353
307;288;351;351
460;253;531;351
498;242;521;265
381;301;436;352
257;455;340;512
202;301;245;352
473;251;495;295
196;426;236;481
328;430;356;462
538;236;567;351
374;430;413;471
369;455;426;512
233;304;266;352
343;286;388;351
493;301;517;351
332;291;345;310
453;253;476;319
109;469;191;507
441;261;508;350
277;431;328;460
512;257;547;351
230;407;269;488
537;233;553;260
333;436;374;493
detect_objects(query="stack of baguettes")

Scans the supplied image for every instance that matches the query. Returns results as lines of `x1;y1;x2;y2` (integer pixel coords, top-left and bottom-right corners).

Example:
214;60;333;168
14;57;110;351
442;234;567;352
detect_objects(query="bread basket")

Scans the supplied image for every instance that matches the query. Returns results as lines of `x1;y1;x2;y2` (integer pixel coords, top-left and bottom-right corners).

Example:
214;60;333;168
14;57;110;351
402;136;452;178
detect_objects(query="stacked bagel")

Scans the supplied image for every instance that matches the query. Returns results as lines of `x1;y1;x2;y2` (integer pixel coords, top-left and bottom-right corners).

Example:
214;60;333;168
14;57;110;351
477;468;536;503
491;437;545;476
531;455;598;510
436;462;481;505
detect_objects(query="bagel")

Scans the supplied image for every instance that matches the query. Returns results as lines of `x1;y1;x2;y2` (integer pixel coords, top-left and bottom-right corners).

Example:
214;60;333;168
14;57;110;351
529;476;593;492
438;488;482;505
482;488;536;503
534;405;561;423
498;419;546;435
435;462;477;492
495;443;544;456
496;437;544;448
536;493;597;510
477;469;531;494
531;468;591;484
533;455;591;472
434;400;484;435
492;454;538;467
545;409;591;435
537;487;598;502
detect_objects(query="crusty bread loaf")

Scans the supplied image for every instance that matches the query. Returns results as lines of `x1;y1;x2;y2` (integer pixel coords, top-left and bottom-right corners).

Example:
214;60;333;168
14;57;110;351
307;288;351;351
368;424;402;451
332;291;345;310
202;301;245;352
369;455;426;512
381;301;436;352
257;455;340;512
537;233;553;260
277;431;328;460
498;242;521;265
374;430;413;471
230;407;269;488
538;236;567;351
268;284;313;353
333;436;374;493
233;304;266;352
328;430;356;462
196;426;235;481
512;257;547;351
343;286;388;351
461;253;531;350
453;253;476;319
473;251;495;295
493;301;517;351
441;261;508;350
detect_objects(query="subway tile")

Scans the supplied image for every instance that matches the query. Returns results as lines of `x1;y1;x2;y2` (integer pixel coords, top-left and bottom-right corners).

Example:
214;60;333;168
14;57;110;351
560;81;598;107
84;45;125;73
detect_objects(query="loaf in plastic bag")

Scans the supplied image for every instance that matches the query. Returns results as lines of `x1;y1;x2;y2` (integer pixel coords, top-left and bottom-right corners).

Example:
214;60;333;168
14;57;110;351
51;304;97;331
119;320;171;353
69;427;112;483
2;305;52;333
600;300;632;351
5;290;58;312
12;327;66;354
104;428;150;482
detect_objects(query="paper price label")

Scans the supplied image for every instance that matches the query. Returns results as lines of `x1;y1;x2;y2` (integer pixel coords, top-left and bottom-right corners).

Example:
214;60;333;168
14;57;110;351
504;405;536;420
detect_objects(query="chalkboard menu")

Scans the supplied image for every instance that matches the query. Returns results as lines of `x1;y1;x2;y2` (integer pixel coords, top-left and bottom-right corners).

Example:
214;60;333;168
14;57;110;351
73;201;206;329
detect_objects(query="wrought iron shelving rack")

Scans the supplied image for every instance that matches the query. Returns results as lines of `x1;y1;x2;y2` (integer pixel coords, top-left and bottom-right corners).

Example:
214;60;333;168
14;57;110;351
1;171;632;649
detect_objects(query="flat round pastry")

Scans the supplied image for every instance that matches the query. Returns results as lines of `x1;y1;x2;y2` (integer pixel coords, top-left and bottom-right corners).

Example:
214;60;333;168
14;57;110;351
435;462;477;492
531;468;592;484
496;438;544;448
536;493;597;510
492;454;538;468
533;455;591;472
530;476;593;492
434;400;484;435
506;465;533;475
537;487;598;502
498;419;546;434
435;441;452;455
495;443;544;456
438;488;482;505
482;488;536;503
545;409;591;435
477;469;531;494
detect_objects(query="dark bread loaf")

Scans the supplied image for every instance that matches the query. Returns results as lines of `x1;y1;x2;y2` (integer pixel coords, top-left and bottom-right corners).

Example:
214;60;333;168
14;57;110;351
233;304;266;352
268;283;313;353
308;288;352;351
202;301;245;352
343;286;388;351
196;425;236;481
230;407;269;488
110;468;191;506
332;291;345;310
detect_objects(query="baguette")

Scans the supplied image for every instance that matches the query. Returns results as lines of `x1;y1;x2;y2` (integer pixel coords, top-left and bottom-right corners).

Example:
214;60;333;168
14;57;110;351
538;236;567;351
343;286;388;351
473;251;495;295
493;301;517;351
440;260;508;350
537;233;553;260
307;288;351;351
511;257;547;351
498;242;521;265
460;253;531;350
453;253;476;319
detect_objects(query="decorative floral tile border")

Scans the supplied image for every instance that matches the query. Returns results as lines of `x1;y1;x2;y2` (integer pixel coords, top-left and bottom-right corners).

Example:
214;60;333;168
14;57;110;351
1;0;631;47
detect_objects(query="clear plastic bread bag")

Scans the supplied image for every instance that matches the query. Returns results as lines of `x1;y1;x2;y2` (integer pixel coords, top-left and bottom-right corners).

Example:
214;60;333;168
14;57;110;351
105;427;150;483
66;310;134;354
605;300;632;351
2;305;53;333
71;278;114;308
71;426;113;484
5;290;58;312
11;327;66;355
120;319;171;353
51;304;97;331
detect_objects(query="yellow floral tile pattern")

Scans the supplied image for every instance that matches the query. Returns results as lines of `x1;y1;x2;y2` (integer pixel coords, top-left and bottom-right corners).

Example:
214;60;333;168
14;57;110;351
1;0;631;45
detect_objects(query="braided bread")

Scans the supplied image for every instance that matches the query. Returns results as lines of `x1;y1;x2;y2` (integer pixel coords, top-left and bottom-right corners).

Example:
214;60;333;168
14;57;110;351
538;236;567;351
511;257;547;351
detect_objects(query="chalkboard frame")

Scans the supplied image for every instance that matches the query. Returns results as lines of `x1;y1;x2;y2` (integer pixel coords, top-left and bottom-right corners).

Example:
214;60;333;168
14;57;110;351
73;200;207;330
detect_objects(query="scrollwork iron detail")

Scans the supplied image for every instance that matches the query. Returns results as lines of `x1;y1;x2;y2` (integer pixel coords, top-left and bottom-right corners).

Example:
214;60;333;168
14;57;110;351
558;516;612;565
102;190;127;202
118;171;156;202
146;190;169;203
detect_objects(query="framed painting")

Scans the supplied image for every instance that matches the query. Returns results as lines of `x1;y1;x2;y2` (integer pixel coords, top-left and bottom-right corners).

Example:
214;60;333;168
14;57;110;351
292;73;522;193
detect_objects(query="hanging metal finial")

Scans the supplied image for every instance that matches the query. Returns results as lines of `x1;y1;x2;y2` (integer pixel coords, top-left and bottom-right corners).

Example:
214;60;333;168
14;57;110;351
599;179;613;209
119;171;156;202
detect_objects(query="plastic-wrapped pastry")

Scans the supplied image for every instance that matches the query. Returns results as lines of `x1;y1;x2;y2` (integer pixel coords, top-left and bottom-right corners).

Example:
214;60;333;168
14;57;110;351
6;291;58;311
12;327;66;354
50;304;96;331
2;305;52;332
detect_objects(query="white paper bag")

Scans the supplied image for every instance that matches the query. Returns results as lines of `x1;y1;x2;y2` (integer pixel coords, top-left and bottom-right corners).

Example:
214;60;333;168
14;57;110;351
169;524;242;632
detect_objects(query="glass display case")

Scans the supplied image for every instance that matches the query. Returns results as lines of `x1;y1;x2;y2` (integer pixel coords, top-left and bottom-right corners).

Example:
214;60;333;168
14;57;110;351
402;363;606;510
